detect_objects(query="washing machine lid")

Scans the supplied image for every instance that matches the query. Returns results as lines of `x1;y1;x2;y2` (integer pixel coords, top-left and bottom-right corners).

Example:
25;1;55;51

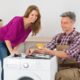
25;54;53;59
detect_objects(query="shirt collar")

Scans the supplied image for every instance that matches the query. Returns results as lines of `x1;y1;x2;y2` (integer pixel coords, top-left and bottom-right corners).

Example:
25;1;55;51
64;28;75;36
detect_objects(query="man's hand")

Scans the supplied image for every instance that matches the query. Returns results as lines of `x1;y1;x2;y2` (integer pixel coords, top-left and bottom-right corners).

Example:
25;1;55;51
26;48;35;55
38;47;52;54
25;48;46;55
25;47;53;55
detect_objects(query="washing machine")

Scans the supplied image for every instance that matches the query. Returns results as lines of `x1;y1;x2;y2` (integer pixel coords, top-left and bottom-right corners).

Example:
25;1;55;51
3;54;58;80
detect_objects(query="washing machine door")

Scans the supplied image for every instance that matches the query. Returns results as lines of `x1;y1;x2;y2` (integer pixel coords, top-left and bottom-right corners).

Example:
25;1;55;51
18;76;38;80
18;76;34;80
4;70;41;80
17;72;41;80
17;73;41;80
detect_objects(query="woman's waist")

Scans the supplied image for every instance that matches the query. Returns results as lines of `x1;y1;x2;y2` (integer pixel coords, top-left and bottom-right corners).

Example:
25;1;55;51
0;41;5;47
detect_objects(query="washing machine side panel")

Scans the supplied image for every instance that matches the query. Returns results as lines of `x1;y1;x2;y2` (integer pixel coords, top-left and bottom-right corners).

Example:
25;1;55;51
50;56;58;80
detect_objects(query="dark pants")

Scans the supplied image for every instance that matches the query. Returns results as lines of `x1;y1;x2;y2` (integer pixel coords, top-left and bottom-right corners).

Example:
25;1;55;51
0;41;10;80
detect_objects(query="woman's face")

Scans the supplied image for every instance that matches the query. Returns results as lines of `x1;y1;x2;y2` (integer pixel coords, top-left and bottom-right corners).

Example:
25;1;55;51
28;10;38;23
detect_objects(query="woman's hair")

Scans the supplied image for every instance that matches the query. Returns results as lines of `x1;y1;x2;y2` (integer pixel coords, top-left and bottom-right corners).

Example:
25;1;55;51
24;5;41;35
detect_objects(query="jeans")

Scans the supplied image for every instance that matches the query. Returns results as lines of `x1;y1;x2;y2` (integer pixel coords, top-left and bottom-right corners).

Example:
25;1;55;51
0;41;9;80
0;61;1;80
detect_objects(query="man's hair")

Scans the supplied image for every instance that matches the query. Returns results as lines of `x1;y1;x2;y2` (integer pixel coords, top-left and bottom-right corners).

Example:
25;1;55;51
60;11;76;22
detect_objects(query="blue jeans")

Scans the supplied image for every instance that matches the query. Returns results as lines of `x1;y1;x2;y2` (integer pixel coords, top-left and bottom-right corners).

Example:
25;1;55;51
0;41;9;80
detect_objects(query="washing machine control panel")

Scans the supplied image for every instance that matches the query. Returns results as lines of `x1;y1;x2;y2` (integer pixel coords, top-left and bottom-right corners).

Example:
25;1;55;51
25;54;53;59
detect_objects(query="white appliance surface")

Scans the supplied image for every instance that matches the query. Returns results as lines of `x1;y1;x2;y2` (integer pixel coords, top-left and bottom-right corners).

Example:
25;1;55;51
4;54;58;80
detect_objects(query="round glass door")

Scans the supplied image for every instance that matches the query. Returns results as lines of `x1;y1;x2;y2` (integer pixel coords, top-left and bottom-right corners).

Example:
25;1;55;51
18;76;33;80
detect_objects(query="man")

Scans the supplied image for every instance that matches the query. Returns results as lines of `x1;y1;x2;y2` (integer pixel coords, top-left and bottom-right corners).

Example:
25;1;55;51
27;11;80;80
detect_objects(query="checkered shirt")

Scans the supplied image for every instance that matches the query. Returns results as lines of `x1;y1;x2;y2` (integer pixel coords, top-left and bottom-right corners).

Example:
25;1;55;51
46;30;80;62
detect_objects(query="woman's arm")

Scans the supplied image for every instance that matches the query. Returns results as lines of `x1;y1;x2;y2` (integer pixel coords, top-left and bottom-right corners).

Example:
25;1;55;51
5;40;18;55
5;40;13;53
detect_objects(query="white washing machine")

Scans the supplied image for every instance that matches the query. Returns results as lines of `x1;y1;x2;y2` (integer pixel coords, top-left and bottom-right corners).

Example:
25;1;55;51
3;54;58;80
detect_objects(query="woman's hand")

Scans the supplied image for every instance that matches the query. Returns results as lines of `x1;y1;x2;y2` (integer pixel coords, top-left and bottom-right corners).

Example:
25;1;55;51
10;49;19;55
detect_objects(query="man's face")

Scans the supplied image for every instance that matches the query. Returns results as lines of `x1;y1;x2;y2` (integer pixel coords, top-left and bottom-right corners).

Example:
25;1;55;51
61;17;74;33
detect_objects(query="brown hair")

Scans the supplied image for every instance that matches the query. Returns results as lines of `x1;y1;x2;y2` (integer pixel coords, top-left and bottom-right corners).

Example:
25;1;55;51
24;5;41;35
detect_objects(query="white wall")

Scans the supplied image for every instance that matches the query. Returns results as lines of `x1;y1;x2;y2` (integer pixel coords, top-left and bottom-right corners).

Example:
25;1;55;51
0;0;80;37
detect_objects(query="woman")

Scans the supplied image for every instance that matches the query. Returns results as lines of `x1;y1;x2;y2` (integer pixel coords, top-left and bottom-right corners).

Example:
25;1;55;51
0;5;41;80
0;4;41;67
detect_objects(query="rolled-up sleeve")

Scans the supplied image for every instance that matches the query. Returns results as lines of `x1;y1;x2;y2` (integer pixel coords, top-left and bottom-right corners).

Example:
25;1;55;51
65;35;80;58
4;17;19;41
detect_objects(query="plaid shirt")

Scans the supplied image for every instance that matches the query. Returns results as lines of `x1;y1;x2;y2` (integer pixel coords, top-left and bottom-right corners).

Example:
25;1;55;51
46;30;80;62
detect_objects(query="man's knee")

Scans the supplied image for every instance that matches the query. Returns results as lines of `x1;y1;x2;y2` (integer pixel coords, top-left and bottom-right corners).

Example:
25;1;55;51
55;68;80;80
55;69;68;80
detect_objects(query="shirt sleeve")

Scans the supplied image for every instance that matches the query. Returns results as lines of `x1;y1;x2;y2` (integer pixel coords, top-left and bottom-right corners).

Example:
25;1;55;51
65;35;80;58
46;34;60;50
4;17;20;41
